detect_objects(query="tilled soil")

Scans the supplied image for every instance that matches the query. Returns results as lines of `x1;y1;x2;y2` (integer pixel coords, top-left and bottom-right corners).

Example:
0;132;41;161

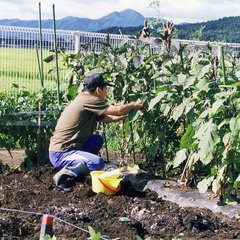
0;162;240;240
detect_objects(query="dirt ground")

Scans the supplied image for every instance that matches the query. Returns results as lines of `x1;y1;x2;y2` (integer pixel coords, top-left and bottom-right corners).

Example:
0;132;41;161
0;150;240;240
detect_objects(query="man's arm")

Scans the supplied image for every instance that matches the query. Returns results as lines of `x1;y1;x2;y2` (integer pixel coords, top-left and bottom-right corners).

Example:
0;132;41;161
103;99;143;116
101;114;128;123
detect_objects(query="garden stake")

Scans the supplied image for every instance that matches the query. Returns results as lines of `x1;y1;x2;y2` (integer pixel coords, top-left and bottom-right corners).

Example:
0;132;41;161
38;2;44;87
130;122;136;164
91;38;95;64
39;214;54;240
35;45;43;83
102;123;109;162
220;46;227;85
159;147;166;179
37;101;42;166
52;4;61;107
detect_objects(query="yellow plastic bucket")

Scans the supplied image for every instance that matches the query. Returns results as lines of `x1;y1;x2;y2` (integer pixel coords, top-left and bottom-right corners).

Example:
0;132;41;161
90;171;123;195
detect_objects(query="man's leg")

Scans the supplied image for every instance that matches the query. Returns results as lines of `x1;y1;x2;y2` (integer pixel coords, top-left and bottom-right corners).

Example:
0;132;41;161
49;148;104;191
80;134;103;154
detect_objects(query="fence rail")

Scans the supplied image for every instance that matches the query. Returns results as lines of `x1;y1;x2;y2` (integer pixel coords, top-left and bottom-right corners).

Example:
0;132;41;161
1;25;240;93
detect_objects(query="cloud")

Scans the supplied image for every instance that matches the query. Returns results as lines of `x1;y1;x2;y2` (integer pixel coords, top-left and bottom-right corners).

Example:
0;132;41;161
147;0;240;23
0;0;238;23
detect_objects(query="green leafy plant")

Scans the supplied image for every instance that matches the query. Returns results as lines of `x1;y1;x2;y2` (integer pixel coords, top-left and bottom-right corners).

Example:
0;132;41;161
0;84;65;169
44;235;57;240
37;18;240;203
87;226;101;240
136;235;151;240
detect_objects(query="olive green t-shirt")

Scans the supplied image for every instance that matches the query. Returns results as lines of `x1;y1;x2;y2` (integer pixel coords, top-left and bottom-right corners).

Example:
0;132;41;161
49;92;109;152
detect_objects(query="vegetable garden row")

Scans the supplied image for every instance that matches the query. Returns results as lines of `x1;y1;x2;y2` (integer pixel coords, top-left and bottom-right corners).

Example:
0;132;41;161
1;23;240;205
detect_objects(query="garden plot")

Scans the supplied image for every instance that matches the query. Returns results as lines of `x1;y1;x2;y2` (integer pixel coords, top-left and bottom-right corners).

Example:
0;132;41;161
0;162;240;240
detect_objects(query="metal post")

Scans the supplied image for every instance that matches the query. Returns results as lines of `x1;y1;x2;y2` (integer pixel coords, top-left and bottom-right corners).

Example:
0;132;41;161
74;32;81;54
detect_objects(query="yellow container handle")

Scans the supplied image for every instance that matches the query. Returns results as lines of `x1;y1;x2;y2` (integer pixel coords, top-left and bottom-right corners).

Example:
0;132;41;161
98;178;121;193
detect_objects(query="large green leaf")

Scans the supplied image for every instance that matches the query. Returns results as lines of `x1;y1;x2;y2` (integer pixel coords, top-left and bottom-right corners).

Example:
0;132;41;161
222;194;238;205
194;120;220;164
212;177;221;194
199;108;211;119
128;108;140;122
233;175;240;189
194;62;211;80
180;124;195;149
43;54;54;63
118;56;128;69
211;99;225;114
133;55;144;68
148;91;167;110
171;101;186;121
185;100;195;115
172;74;186;86
173;148;187;168
197;175;214;193
188;152;199;168
196;77;209;91
183;76;195;90
229;118;240;133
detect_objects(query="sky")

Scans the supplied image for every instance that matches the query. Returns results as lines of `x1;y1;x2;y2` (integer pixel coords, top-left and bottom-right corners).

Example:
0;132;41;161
0;0;239;24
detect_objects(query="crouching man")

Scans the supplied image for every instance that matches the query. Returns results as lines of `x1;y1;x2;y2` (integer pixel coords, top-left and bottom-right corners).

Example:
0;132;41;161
49;73;143;191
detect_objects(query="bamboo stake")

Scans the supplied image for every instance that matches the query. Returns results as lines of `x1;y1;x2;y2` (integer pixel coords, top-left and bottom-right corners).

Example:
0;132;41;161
38;2;44;87
52;4;61;106
102;123;109;163
220;46;227;85
35;45;42;82
37;101;42;165
130;123;136;164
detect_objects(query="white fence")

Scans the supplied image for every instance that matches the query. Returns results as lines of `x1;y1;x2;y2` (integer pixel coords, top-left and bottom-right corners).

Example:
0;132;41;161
1;25;240;93
0;26;75;92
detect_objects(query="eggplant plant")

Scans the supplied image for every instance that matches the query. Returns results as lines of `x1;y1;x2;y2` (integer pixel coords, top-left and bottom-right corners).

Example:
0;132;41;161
42;23;240;203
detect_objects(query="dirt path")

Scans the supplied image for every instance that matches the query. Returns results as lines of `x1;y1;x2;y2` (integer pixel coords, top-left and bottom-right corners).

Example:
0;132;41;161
0;148;26;167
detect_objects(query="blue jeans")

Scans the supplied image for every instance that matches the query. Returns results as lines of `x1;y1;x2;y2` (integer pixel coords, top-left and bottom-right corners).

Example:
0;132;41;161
49;134;104;171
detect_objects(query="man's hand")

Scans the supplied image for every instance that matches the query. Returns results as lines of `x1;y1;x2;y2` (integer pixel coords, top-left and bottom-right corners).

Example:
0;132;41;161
103;99;144;117
134;99;146;116
134;99;144;110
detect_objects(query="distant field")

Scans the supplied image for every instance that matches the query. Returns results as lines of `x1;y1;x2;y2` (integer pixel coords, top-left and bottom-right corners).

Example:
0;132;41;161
0;46;69;92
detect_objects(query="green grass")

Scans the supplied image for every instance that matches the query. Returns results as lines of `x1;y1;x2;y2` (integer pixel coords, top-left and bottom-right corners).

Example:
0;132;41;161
0;46;69;92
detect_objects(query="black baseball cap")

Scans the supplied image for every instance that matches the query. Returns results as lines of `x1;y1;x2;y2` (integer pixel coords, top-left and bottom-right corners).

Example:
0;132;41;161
83;73;114;91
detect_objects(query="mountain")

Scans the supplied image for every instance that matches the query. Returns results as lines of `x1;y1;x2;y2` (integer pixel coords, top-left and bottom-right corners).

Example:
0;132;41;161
99;16;240;43
176;16;240;43
1;10;239;43
0;9;151;32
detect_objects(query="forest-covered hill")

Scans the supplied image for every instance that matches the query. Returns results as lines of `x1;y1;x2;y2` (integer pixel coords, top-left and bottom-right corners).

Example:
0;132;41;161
99;16;240;43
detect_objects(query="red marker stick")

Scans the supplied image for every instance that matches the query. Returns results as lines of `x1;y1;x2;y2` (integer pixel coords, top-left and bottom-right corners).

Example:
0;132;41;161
39;214;54;240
